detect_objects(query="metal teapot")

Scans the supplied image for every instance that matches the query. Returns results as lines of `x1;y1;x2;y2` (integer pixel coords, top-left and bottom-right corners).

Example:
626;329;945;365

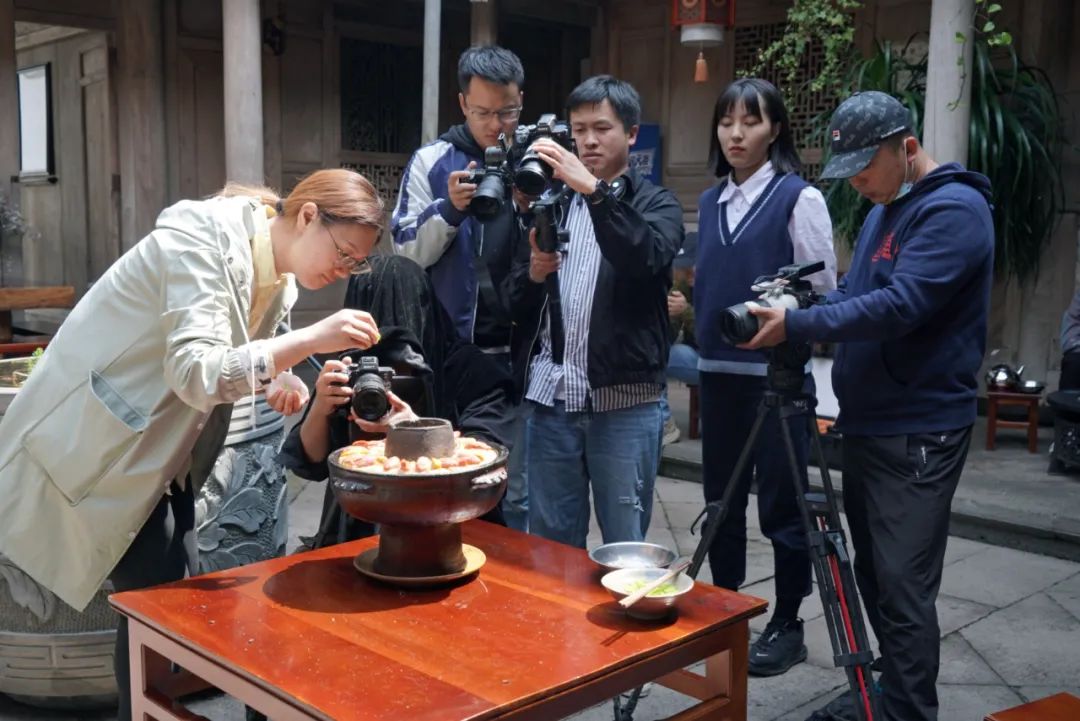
985;363;1024;390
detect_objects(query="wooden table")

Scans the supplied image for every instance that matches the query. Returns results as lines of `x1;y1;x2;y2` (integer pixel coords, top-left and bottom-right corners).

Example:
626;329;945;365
984;691;1080;720
110;521;766;721
986;389;1042;453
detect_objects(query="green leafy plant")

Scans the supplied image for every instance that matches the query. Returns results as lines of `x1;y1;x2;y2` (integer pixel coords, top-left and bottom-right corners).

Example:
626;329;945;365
26;346;44;373
745;0;864;99
813;32;1065;281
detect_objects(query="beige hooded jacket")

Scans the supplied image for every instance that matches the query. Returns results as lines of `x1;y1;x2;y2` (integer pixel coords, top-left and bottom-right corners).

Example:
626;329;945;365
0;195;296;611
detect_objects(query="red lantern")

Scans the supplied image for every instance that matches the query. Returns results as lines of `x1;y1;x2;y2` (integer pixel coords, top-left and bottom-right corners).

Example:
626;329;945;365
672;0;736;83
671;0;736;28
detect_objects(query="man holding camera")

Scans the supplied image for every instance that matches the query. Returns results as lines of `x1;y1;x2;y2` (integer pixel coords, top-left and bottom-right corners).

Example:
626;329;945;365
391;45;529;529
743;92;994;721
392;44;523;351
511;75;684;547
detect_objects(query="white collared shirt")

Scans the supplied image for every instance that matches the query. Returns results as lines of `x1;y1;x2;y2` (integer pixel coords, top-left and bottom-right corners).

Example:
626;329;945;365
718;161;837;293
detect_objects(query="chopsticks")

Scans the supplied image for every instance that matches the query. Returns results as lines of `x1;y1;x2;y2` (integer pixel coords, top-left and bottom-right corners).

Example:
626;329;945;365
618;560;690;609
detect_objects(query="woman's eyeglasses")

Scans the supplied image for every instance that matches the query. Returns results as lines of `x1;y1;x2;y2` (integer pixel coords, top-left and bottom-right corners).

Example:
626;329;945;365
326;223;372;275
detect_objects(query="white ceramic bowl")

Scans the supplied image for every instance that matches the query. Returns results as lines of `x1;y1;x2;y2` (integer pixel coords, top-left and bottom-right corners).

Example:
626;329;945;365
600;567;695;620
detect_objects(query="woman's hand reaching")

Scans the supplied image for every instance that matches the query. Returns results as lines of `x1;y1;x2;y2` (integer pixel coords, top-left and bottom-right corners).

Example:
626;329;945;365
305;309;381;354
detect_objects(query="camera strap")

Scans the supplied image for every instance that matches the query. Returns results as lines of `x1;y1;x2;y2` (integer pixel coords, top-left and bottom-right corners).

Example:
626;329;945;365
471;223;512;330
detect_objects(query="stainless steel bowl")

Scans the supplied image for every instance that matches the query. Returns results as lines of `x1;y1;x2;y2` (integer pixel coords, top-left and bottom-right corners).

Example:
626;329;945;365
600;567;695;620
588;541;677;571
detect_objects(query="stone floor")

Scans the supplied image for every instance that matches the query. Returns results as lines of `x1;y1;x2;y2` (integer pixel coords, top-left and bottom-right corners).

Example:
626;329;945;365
2;471;1078;721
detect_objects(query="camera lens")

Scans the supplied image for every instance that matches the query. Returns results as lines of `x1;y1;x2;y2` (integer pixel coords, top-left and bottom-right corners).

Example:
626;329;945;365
352;375;390;422
471;173;506;220
514;156;549;197
719;303;763;345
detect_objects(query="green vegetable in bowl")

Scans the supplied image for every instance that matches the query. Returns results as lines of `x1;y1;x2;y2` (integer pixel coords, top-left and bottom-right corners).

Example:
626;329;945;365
624;579;679;597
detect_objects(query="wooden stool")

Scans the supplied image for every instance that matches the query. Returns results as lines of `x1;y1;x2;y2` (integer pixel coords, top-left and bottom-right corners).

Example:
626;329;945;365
986;389;1041;453
985;692;1080;720
688;384;700;440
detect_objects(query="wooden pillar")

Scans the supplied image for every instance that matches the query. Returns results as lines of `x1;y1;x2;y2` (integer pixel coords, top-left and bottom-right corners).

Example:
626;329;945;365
422;0;441;144
0;0;20;285
115;0;168;250
470;0;496;46
924;0;974;163
223;0;264;184
0;0;16;200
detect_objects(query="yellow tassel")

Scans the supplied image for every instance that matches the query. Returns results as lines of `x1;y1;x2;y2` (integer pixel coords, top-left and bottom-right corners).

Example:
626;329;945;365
265;204;277;218
694;51;708;83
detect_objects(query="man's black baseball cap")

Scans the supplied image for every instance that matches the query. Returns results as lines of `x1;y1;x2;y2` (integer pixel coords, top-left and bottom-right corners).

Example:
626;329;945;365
821;91;913;179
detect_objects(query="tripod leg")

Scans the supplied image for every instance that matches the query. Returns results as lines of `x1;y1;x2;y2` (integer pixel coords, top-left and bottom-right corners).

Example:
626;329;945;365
688;397;772;580
776;405;882;721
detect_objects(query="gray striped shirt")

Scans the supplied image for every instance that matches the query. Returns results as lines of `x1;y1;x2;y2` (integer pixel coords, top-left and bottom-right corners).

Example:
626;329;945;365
526;195;662;413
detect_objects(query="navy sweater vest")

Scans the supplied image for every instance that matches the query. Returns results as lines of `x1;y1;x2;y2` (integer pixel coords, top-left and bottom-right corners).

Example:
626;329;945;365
695;173;807;372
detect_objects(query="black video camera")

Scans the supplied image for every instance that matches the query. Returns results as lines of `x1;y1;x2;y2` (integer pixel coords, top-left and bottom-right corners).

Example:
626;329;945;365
719;261;826;346
465;145;513;221
338;356;395;422
512;114;576;197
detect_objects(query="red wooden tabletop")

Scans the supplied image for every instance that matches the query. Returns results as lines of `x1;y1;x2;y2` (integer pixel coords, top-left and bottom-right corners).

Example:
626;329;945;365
111;521;767;721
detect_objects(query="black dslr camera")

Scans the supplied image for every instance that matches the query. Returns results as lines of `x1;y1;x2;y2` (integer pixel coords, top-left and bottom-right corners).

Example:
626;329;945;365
720;261;827;392
512;114;576;197
465;145;512;221
339;356;395;422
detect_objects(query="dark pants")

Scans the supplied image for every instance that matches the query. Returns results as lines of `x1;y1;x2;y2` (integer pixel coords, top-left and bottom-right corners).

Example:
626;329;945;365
1061;349;1080;390
109;481;196;721
842;427;972;721
699;371;812;611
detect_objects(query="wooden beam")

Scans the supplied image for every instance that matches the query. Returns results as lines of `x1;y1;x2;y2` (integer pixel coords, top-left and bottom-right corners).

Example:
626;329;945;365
0;286;76;310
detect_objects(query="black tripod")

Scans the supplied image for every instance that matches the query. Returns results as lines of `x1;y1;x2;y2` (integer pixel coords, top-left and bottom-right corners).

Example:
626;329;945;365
614;345;883;721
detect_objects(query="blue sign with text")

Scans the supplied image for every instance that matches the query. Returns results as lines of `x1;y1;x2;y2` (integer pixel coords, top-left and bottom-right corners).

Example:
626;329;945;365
628;123;662;185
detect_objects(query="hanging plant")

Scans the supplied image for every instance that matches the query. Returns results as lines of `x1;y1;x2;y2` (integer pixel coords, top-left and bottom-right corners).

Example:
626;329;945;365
745;0;864;99
812;30;1066;281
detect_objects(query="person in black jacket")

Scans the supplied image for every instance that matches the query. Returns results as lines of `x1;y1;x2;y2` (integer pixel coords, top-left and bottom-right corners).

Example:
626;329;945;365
511;75;684;548
278;255;512;548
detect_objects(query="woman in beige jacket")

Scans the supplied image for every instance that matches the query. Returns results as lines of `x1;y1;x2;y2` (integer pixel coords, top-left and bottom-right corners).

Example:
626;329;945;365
0;168;385;721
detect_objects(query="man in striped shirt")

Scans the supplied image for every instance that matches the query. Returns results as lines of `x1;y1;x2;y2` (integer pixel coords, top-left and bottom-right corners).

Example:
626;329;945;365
509;76;685;547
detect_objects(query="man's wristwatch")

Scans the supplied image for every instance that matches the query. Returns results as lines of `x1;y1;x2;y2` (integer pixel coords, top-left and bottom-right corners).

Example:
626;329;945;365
586;178;611;205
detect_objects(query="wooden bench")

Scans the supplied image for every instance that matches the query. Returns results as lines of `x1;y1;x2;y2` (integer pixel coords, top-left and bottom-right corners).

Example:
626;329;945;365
986;389;1042;453
0;286;75;357
985;692;1080;720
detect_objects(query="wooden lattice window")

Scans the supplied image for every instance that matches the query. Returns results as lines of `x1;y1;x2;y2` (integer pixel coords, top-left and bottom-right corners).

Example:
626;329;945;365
340;160;407;209
734;22;832;181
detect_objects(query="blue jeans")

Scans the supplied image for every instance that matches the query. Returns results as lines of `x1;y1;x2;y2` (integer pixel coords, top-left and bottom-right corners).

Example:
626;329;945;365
660;343;702;422
527;400;662;548
487;352;529;532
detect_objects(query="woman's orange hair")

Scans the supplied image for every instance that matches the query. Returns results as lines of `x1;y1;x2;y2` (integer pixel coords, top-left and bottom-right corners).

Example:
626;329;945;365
219;168;385;231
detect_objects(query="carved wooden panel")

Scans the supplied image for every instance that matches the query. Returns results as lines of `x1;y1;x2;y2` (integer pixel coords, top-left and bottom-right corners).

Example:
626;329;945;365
734;22;832;181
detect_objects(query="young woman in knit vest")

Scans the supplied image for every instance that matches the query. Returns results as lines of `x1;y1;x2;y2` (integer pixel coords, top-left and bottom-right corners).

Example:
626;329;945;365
693;78;837;677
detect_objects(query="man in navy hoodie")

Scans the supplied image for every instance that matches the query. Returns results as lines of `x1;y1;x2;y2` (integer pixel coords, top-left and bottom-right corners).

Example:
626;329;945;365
744;92;994;721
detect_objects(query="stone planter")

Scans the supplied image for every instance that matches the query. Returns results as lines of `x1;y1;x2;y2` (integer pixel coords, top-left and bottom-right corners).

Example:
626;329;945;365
0;356;117;708
196;397;289;574
0;384;288;708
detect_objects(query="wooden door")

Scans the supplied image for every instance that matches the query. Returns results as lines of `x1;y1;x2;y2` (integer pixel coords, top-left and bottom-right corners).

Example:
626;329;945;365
16;30;118;298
